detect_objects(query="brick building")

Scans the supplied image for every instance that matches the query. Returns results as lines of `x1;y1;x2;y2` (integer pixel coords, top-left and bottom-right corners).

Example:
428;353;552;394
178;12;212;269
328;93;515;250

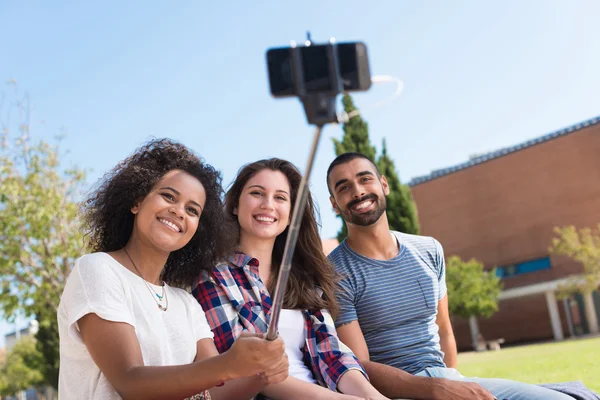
409;115;600;350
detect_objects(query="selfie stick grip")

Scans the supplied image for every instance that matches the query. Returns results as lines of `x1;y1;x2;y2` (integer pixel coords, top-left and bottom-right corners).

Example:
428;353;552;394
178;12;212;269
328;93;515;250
266;124;324;340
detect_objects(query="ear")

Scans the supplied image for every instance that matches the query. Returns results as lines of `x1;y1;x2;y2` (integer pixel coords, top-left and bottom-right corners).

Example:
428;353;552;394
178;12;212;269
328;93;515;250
329;196;341;216
380;175;390;196
131;203;140;214
232;207;238;216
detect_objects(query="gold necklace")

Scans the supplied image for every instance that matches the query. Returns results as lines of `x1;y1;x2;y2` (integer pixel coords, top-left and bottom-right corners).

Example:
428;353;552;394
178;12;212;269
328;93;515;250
124;249;169;311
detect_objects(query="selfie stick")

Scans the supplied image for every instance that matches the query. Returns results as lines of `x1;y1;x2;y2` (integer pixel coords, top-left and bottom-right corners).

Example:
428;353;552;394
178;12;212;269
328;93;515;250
266;36;341;341
266;123;322;340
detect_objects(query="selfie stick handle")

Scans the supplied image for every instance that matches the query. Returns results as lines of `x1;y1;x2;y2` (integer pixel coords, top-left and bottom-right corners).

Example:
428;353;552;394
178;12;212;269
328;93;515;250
266;123;324;340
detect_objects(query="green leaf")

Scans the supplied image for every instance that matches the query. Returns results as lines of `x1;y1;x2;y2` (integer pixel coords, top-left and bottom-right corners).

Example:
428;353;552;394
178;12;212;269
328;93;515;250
550;224;600;296
446;255;503;319
1;85;87;388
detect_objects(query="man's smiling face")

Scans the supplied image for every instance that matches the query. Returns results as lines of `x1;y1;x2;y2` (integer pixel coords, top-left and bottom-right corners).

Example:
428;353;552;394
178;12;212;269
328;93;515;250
328;158;389;227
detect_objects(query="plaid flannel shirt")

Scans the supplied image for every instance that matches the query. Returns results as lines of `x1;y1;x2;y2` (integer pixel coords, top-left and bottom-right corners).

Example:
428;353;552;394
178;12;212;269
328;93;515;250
191;252;367;392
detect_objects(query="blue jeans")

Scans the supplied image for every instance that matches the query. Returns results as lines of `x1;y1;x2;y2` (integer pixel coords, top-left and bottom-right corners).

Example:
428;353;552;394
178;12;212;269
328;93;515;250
416;367;573;400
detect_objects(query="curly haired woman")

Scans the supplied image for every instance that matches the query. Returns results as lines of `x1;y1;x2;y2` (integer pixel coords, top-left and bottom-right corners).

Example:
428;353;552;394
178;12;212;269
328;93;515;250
58;139;287;400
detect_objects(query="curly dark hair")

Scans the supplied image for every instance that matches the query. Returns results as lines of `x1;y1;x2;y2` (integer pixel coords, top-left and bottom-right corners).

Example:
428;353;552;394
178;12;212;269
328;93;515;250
225;158;340;318
83;138;236;288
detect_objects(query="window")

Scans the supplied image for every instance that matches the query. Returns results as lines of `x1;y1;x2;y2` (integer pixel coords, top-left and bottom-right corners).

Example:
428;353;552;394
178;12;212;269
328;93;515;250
496;256;551;278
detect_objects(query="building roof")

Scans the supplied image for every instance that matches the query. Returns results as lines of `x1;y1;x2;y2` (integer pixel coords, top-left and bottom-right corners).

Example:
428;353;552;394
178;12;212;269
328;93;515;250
409;114;600;187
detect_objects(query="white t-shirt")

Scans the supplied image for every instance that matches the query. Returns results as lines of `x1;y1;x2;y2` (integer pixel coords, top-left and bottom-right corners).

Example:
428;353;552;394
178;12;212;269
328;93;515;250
278;309;316;384
57;252;214;400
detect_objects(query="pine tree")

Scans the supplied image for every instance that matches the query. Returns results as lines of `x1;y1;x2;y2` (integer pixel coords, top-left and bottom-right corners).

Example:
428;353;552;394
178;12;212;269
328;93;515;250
332;94;420;241
377;139;420;235
332;95;376;159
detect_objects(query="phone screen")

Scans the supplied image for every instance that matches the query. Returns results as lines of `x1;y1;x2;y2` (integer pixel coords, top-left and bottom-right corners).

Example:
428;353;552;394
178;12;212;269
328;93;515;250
266;48;295;97
266;42;370;97
338;43;362;91
301;45;334;93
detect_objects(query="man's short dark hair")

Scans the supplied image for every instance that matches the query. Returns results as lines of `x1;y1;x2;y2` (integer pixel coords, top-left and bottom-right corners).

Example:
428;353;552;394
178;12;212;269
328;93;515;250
326;152;381;195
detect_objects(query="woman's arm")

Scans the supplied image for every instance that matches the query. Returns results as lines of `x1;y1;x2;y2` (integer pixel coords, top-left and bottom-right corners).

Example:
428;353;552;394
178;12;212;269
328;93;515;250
337;370;389;400
261;376;364;400
194;337;288;400
78;313;285;400
308;309;369;391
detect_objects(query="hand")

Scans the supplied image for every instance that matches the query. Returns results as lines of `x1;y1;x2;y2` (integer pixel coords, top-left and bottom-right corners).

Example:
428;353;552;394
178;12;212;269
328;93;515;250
223;333;286;380
432;379;495;400
260;352;289;385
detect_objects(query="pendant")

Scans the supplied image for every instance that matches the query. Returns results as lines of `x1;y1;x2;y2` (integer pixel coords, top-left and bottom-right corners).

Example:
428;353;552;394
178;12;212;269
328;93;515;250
156;293;163;299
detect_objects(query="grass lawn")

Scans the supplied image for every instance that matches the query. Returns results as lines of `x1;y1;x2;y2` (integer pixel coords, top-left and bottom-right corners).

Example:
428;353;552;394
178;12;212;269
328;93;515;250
457;336;600;392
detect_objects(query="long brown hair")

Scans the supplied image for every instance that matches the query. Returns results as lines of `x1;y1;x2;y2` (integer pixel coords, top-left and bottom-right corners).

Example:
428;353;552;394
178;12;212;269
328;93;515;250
225;158;339;318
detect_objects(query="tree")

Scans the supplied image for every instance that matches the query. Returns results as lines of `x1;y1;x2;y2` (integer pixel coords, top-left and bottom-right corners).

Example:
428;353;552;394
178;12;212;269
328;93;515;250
333;95;377;160
0;337;46;396
0;81;86;387
550;224;600;334
376;139;420;235
332;94;419;241
35;306;61;387
446;255;503;350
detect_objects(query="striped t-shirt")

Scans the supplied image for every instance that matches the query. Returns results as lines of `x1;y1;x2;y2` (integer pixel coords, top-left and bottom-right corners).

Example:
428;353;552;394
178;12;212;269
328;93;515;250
328;231;447;375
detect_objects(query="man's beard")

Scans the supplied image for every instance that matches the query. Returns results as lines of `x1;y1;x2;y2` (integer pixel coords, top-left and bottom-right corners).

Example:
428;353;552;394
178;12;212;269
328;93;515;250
342;193;386;227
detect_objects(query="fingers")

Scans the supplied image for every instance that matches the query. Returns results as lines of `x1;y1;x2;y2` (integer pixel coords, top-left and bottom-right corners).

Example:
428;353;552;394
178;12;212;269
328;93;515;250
246;334;286;371
228;333;287;381
266;335;285;351
260;353;289;384
260;368;288;385
261;336;286;365
467;383;495;400
440;380;496;400
238;331;263;339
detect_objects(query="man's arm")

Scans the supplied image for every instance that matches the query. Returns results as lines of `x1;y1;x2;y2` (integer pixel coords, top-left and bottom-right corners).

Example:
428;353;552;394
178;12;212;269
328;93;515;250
336;320;494;400
337;320;438;399
432;238;457;369
436;295;457;368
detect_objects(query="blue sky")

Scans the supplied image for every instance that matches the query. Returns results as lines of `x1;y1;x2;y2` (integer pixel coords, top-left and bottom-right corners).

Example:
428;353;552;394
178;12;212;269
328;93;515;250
1;1;599;342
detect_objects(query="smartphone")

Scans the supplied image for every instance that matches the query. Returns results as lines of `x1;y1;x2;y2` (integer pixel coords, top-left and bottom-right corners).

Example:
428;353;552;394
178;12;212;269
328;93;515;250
266;42;371;98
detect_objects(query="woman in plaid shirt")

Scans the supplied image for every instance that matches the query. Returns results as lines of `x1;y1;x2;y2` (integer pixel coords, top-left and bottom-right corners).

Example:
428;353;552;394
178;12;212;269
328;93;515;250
193;158;389;400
